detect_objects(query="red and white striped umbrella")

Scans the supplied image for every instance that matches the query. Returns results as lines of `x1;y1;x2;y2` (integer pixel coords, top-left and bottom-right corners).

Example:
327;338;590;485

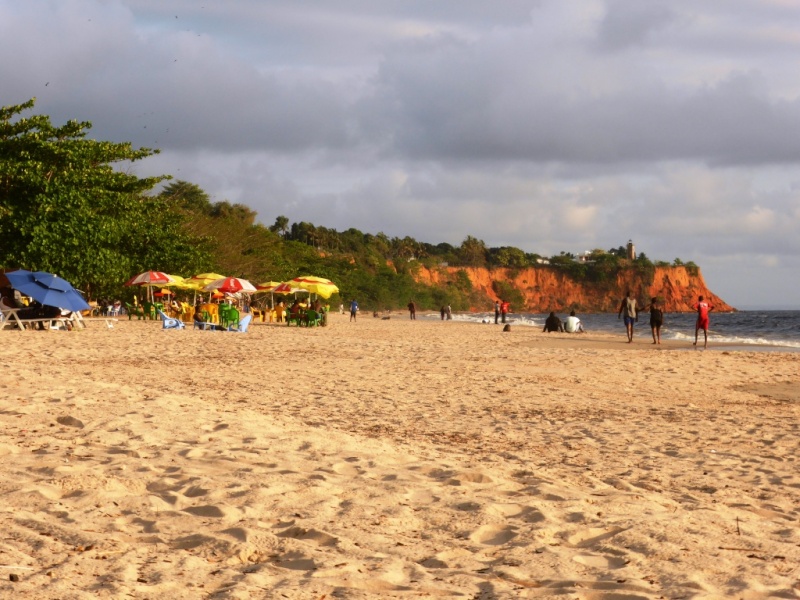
203;277;257;294
124;271;178;302
124;271;177;286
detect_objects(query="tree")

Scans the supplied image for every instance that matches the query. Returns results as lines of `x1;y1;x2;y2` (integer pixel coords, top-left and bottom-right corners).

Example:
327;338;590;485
159;180;212;213
458;235;487;267
269;215;290;236
0;99;208;297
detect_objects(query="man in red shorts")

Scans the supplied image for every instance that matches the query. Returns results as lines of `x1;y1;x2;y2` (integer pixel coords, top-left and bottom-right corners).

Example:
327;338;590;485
693;295;714;349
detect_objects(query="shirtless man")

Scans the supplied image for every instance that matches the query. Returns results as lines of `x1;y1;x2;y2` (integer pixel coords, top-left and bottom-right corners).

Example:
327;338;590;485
693;295;714;349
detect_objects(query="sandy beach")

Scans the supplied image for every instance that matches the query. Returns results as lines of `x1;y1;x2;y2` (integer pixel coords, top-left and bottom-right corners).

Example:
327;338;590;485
1;313;798;599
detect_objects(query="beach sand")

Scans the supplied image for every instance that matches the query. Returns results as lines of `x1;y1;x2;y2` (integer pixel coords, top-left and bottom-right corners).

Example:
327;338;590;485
1;313;798;599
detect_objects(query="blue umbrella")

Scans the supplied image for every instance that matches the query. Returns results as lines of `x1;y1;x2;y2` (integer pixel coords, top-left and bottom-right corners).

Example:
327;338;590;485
5;270;91;312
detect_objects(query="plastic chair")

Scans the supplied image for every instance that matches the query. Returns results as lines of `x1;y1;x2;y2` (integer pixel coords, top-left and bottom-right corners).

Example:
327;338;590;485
124;302;144;320
286;311;303;326
142;301;157;320
219;305;239;329
305;310;321;327
228;314;252;333
158;309;185;329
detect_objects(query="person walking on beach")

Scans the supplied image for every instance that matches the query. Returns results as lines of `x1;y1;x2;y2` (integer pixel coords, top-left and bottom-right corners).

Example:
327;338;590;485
407;300;416;320
349;299;358;322
500;301;510;324
494;301;500;324
643;297;664;345
618;290;637;343
693;295;714;349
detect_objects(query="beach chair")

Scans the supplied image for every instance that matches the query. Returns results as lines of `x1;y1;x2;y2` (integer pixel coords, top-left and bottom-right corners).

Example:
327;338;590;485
158;309;185;330
305;310;322;327
286;311;303;326
142;301;157;320
220;305;239;329
124;302;145;320
227;314;252;333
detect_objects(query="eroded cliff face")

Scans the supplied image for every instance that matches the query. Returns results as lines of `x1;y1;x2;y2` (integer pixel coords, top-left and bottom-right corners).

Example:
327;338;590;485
413;265;734;312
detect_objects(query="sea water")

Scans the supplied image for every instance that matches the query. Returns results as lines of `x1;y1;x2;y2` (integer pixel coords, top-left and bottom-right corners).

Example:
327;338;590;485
426;310;800;350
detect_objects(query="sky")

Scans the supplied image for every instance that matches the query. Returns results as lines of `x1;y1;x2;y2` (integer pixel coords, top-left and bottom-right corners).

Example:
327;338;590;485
2;0;800;309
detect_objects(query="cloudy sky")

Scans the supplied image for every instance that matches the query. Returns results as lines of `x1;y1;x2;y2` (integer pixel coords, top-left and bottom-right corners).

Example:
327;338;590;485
3;0;799;308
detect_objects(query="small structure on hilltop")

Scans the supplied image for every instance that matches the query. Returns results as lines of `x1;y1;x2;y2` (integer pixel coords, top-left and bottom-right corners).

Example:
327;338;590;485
626;240;636;261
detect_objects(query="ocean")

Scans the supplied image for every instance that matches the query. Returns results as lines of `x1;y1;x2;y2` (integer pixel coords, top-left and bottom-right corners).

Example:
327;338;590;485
428;310;800;350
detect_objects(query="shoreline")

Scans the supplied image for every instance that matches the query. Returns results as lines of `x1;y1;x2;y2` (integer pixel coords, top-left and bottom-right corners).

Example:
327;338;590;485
410;310;800;352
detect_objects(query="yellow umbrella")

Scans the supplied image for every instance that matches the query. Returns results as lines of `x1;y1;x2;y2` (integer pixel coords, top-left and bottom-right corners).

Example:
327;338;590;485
189;272;227;285
288;275;339;299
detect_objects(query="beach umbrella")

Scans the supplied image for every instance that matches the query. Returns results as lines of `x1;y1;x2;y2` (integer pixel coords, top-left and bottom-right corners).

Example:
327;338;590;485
5;270;91;312
270;282;307;295
287;275;339;299
188;272;226;286
124;271;177;302
203;277;257;294
182;273;227;303
255;281;282;308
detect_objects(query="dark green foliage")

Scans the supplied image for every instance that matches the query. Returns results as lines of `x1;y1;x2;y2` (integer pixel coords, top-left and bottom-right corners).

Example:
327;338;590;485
0;99;210;298
491;280;525;310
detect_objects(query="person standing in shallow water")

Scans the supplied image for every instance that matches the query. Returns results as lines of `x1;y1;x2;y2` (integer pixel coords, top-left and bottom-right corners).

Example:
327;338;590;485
617;290;637;343
494;301;500;324
643;297;664;345
693;295;714;349
407;300;416;320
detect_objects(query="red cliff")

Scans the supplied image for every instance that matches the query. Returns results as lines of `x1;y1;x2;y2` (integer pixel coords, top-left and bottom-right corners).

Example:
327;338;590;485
412;265;734;312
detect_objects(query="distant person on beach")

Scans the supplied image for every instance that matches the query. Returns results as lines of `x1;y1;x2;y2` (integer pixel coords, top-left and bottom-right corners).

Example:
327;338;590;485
446;304;452;320
543;312;563;332
643;297;664;345
693;295;714;349
349;299;358;322
407;300;416;320
440;306;446;320
494;301;500;324
339;303;344;314
618;290;638;343
564;310;584;333
500;301;510;324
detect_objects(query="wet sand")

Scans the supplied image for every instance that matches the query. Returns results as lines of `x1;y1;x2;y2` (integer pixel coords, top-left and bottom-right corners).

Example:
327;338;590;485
1;313;798;598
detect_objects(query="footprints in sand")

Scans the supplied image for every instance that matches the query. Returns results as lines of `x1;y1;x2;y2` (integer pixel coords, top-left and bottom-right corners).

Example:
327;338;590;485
468;523;518;545
572;552;628;569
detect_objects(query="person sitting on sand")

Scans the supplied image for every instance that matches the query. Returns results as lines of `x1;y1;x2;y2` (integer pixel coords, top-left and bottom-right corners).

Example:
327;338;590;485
543;312;563;333
563;310;584;333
